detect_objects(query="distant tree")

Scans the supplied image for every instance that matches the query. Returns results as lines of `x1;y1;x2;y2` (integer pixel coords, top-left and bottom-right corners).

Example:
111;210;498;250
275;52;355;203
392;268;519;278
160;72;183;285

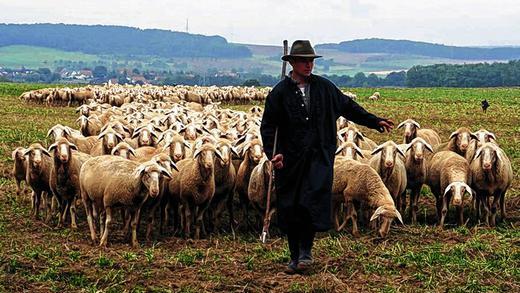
352;72;367;87
132;68;140;75
242;79;260;86
93;65;108;78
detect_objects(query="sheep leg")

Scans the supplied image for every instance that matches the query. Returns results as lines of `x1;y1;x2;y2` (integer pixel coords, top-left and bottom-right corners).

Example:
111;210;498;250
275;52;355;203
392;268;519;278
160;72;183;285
490;194;500;227
439;195;449;228
82;196;97;243
475;195;481;222
194;204;207;240
435;195;442;224
131;208;142;248
44;192;53;223
146;203;160;242
499;192;506;220
456;206;464;226
70;200;78;229
99;207;112;247
183;203;192;238
227;191;235;233
410;187;421;225
58;200;69;228
482;196;491;226
32;191;39;219
15;179;22;198
99;210;106;237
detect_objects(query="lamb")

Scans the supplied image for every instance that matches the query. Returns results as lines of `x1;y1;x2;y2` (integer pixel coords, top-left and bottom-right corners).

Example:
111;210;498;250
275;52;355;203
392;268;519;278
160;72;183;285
335;141;371;163
76;115;102;137
24;143;54;221
47;124;71;142
434;127;477;156
209;138;238;232
426;151;473;227
11;147;28;197
401;137;434;224
332;157;403;238
469;143;513;226
247;157;276;231
337;125;377;150
397;119;442;146
111;142;137;160
235;138;264;230
465;129;497;162
80;156;172;247
166;143;222;239
369;141;407;213
368;91;381;101
48;138;91;228
90;126;125;156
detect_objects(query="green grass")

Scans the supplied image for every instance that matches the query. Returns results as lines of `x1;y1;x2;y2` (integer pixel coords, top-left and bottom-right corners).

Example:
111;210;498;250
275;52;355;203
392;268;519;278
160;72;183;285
0;83;518;292
0;45;99;69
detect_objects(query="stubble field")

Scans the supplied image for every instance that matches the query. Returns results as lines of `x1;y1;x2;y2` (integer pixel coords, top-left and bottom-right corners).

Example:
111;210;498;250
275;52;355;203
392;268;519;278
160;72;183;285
0;83;518;292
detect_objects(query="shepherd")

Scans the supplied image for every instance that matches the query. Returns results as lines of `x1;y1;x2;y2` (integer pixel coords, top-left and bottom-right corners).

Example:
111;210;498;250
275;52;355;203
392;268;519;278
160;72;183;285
260;40;394;274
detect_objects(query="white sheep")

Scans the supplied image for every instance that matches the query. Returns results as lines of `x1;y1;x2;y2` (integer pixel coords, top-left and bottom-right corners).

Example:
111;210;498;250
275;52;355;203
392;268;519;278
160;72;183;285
11;147;28;197
80;156;172;247
397;119;442;146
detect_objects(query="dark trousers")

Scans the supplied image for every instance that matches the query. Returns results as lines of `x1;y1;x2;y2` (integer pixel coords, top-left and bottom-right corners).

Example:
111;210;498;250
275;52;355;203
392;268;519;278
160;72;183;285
286;205;316;263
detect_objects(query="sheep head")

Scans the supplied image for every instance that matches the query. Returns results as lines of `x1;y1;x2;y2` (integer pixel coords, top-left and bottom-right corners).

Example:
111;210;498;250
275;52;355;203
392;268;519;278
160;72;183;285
370;205;403;238
335;142;364;160
216;139;239;167
24;143;51;169
111;142;136;159
444;182;474;207
47;124;71;142
372;141;405;170
98;127;124;152
134;162;172;198
475;142;502;171
449;127;475;154
405;137;433;162
397;119;420;143
193;144;222;173
243;139;264;165
472;129;497;147
151;153;179;174
12;147;27;162
337;126;364;145
48;138;78;164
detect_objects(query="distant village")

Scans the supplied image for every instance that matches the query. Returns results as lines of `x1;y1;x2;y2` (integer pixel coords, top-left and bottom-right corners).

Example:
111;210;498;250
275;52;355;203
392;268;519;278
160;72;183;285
0;65;276;86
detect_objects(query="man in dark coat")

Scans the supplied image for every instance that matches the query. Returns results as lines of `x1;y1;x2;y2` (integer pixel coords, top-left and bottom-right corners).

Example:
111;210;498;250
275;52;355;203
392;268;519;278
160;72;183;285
260;40;393;274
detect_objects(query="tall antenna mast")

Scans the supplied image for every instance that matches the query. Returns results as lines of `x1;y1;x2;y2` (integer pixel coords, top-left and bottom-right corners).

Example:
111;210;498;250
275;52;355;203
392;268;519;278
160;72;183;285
186;18;189;33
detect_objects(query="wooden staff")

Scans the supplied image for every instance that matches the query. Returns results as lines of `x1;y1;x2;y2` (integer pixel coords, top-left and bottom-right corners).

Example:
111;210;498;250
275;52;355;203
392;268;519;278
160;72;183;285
261;40;288;243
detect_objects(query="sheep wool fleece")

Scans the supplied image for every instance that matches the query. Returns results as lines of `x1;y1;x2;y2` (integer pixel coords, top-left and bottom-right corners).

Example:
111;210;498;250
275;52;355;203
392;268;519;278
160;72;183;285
260;74;383;232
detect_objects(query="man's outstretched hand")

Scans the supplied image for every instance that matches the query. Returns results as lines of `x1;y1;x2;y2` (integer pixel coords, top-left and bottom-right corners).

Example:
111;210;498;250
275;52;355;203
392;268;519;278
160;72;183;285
378;118;394;133
271;154;284;169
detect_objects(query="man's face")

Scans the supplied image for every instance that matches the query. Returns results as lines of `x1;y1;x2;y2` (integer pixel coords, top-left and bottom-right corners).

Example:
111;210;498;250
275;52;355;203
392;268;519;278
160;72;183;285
289;57;314;77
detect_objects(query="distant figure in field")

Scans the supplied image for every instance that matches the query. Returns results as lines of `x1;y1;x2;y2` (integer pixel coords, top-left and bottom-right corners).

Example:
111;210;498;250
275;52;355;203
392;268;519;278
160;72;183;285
481;99;489;113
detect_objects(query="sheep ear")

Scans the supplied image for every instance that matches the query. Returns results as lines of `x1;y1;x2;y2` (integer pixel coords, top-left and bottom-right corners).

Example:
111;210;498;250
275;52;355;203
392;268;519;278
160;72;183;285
46;128;54;138
371;145;384;156
215;150;224;162
335;145;344;155
128;147;137;158
354;146;365;158
370;206;385;222
193;148;202;158
184;141;192;149
170;161;179;172
48;143;58;153
23;148;32;157
449;131;459;140
397;121;407;129
396;145;406;157
444;183;455;197
395;209;404;225
134;165;146;179
156;133;164;144
110;147;119;155
114;132;124;141
337;134;345;143
41;147;51;157
131;130;141;139
421;141;433;153
488;132;497;141
150;131;159;139
230;146;240;158
412;121;421;128
159;166;173;179
469;133;478;140
69;143;78;151
355;131;365;141
196;127;204;135
475;147;483;159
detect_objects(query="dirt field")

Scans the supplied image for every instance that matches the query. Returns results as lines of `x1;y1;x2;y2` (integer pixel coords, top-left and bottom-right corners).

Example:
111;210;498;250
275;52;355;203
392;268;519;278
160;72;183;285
0;83;518;292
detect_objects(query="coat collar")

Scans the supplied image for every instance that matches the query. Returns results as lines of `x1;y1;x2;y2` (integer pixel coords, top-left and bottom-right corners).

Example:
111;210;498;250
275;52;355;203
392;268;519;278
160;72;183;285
285;71;317;86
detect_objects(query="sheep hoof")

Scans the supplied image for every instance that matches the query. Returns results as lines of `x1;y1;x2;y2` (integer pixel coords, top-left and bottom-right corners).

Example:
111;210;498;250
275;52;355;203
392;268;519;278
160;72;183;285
352;231;361;238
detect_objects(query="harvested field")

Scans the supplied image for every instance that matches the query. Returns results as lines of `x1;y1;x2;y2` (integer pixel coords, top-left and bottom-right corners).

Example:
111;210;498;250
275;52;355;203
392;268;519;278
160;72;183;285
0;83;519;292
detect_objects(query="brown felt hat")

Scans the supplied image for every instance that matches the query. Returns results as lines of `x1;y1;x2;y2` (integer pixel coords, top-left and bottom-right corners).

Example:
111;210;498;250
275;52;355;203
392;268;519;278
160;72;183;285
282;40;322;61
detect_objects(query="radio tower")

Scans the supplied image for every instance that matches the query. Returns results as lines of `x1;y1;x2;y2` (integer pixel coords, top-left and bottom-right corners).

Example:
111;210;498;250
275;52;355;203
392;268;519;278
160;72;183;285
186;18;189;33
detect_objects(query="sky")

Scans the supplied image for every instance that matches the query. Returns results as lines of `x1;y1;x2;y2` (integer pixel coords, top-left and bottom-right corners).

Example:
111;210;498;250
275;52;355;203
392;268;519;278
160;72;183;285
1;0;520;47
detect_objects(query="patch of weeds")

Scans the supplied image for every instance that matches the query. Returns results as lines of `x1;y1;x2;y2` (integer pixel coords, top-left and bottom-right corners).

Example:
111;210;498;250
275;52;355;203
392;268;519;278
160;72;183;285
244;255;255;271
97;253;114;268
454;225;470;236
252;244;290;263
174;248;204;267
288;282;311;293
122;251;138;261
178;285;197;293
68;250;81;262
144;246;155;263
319;236;344;257
102;268;126;284
5;257;21;273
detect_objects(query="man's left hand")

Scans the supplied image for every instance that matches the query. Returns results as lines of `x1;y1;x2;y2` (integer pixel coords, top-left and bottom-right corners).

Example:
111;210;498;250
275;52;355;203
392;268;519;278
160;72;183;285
377;118;394;133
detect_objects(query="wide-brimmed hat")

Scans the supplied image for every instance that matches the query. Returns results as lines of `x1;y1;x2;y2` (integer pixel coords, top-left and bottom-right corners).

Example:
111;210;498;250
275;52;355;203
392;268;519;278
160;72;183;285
282;40;322;61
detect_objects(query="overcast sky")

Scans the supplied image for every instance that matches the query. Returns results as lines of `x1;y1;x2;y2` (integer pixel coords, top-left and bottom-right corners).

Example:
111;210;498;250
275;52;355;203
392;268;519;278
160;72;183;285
2;0;519;47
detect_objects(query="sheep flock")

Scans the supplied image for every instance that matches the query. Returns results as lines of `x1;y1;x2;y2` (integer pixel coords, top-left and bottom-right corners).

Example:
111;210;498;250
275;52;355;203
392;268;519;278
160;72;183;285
11;84;513;247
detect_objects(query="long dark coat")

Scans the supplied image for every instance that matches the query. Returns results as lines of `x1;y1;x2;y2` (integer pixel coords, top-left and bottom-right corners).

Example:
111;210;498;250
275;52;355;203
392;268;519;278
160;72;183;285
260;74;383;232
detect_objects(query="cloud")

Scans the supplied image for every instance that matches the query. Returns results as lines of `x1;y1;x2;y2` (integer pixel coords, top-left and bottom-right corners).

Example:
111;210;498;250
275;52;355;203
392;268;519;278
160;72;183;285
0;0;519;46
